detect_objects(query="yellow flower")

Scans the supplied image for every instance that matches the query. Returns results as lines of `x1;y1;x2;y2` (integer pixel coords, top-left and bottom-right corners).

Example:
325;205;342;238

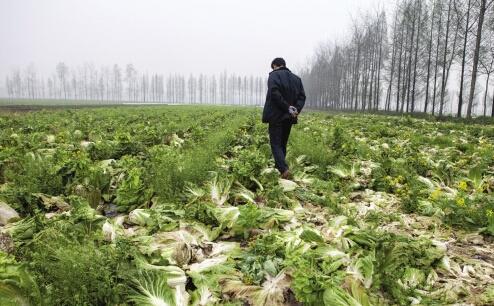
458;181;468;192
430;189;442;201
456;197;466;207
487;210;494;218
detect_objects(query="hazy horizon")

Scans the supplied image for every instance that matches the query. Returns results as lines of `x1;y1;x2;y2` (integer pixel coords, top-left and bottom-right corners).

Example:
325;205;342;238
0;0;394;96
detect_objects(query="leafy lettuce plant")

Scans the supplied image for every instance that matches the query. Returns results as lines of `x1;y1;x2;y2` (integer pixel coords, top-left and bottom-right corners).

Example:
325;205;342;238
0;252;41;306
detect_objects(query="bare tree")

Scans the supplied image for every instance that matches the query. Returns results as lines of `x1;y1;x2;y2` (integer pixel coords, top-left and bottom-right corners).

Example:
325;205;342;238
467;0;494;118
457;0;474;116
5;77;13;100
479;26;494;116
56;62;68;100
439;0;454;116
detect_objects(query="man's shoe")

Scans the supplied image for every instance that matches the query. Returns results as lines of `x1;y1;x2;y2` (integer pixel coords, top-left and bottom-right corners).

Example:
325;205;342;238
281;170;293;180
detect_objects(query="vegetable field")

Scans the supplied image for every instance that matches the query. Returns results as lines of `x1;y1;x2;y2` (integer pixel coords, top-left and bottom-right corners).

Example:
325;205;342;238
1;106;494;306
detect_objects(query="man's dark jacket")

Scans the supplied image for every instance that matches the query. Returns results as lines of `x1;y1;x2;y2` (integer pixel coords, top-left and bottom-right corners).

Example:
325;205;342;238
262;67;306;124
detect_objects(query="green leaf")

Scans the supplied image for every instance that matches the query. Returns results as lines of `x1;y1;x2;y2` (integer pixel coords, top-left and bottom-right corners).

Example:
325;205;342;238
300;229;325;244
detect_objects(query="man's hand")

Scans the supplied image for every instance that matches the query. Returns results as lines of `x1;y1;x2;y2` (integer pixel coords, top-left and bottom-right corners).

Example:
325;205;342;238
289;106;298;118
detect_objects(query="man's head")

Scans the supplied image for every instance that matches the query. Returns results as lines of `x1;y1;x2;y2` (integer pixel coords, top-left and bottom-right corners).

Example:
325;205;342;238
271;58;286;70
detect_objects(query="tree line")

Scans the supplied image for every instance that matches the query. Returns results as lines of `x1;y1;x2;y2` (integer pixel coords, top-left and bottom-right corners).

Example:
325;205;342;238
6;0;494;117
301;0;494;118
4;63;267;106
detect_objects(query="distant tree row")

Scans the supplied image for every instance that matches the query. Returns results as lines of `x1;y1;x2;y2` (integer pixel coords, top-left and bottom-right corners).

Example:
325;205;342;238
4;63;267;106
302;0;494;118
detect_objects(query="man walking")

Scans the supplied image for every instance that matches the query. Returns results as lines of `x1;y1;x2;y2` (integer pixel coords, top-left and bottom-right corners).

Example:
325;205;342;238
262;58;306;179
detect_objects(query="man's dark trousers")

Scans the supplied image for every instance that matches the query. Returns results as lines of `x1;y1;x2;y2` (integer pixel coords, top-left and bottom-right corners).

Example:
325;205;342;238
268;119;293;173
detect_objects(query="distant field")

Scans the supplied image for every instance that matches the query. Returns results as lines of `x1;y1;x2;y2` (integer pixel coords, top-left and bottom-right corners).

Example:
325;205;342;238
1;106;494;305
0;98;258;107
0;98;122;105
0;99;260;114
2;98;494;125
0;98;169;110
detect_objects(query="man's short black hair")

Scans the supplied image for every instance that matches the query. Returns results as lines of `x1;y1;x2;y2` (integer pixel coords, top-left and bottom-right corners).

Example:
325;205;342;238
271;58;286;69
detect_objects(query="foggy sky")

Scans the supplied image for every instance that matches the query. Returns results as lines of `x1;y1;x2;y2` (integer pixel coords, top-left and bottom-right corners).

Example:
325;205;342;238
0;0;394;95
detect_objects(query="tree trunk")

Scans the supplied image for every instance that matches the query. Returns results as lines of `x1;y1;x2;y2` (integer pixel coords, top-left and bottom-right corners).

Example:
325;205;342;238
396;18;406;112
439;0;453;117
484;73;491;116
376;17;384;110
491;87;494;117
411;0;422;113
457;0;472;117
467;0;488;118
432;3;443;115
443;6;461;114
354;40;362;111
386;13;399;112
406;3;417;113
401;20;410;113
424;0;436;113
